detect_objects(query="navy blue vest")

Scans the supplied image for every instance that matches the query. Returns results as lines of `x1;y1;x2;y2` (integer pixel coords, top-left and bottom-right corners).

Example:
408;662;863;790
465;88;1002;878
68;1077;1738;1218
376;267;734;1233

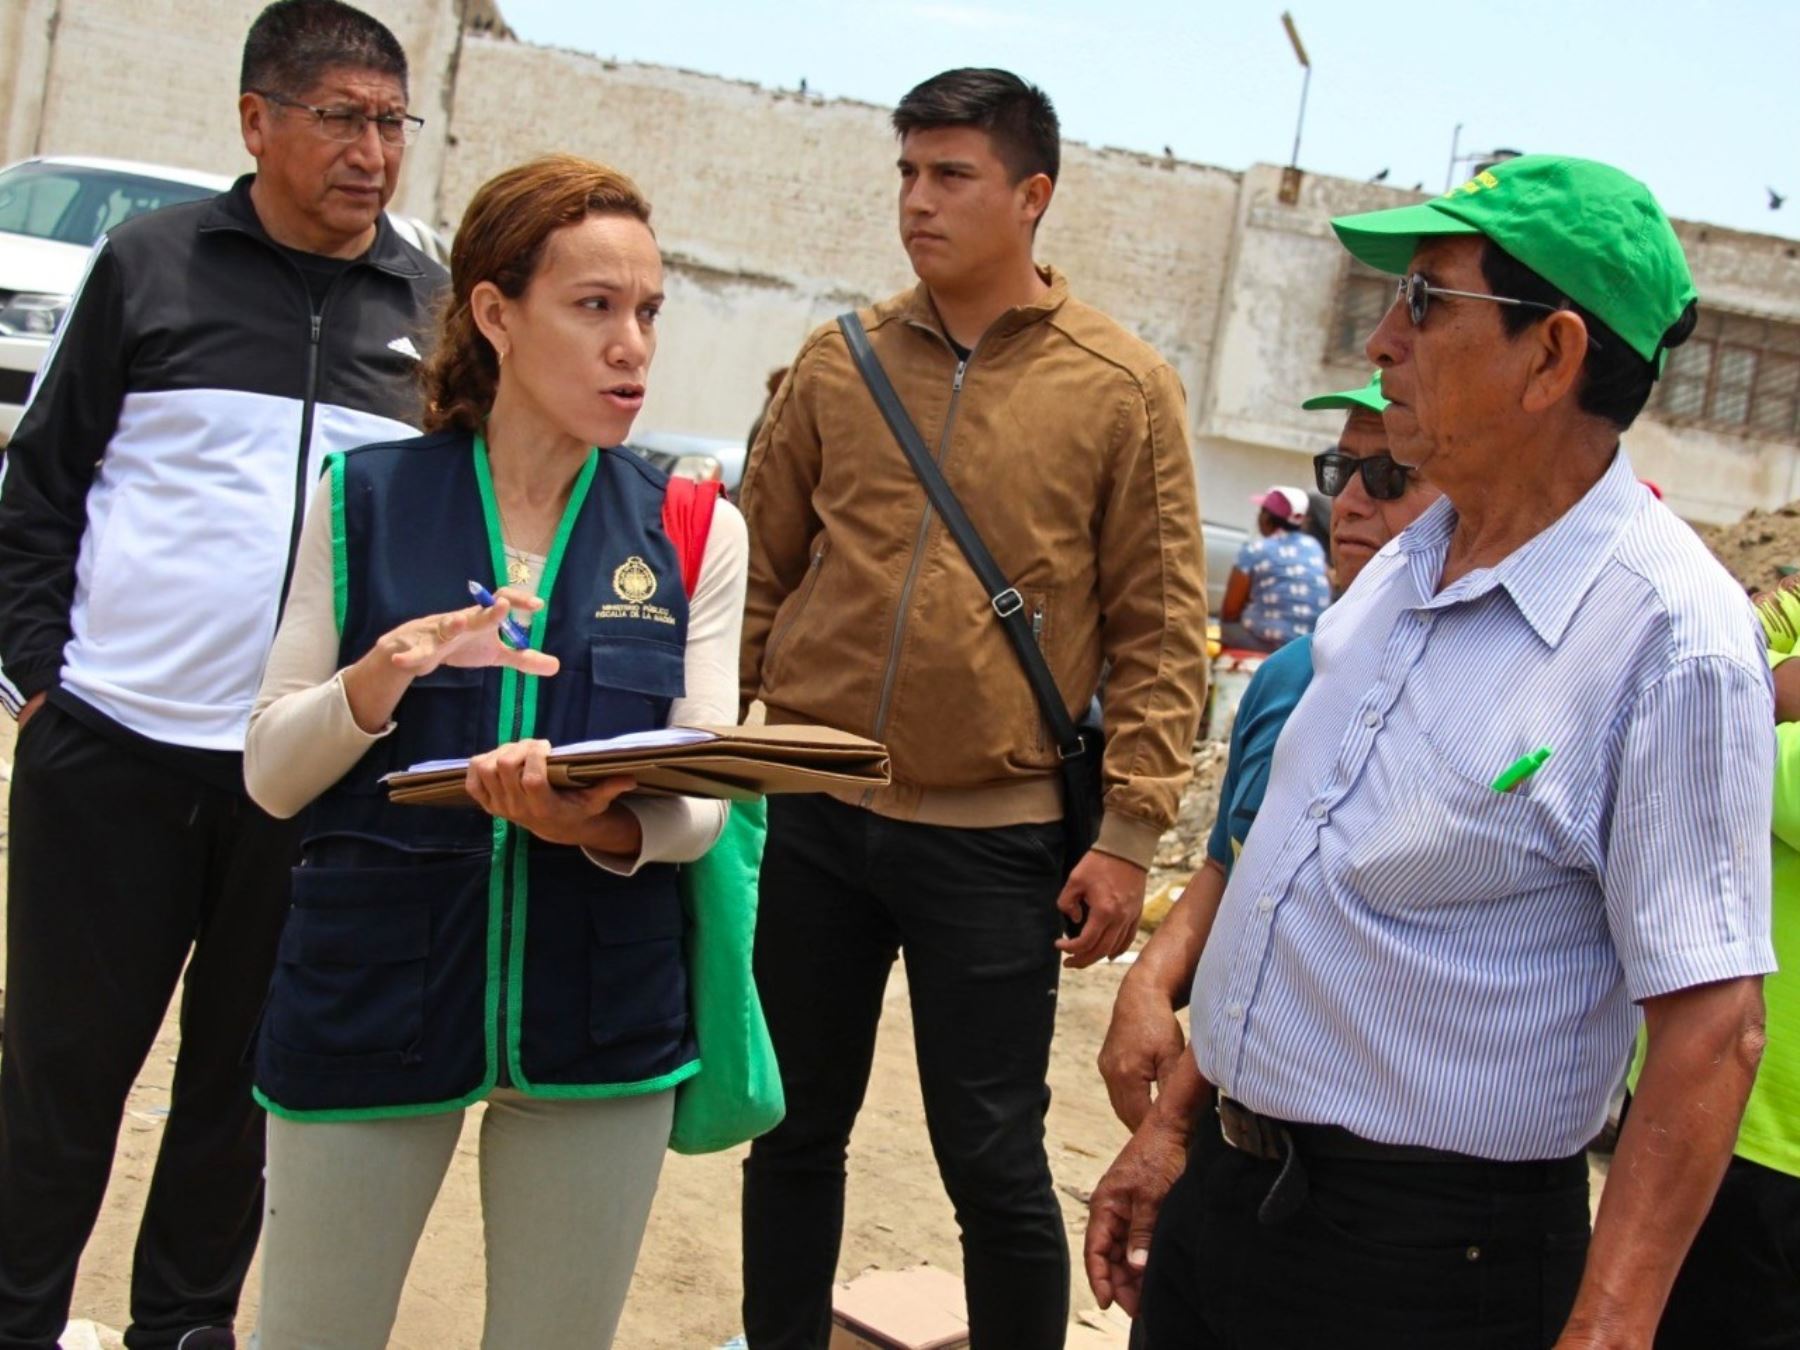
255;429;699;1118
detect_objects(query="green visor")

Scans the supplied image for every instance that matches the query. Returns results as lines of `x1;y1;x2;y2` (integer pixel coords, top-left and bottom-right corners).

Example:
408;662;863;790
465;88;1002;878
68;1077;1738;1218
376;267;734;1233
1331;155;1696;371
1301;370;1388;414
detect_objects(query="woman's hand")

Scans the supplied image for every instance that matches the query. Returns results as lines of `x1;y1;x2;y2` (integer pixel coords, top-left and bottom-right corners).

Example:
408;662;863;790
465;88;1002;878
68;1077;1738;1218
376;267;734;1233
379;588;558;678
465;738;643;854
343;587;557;734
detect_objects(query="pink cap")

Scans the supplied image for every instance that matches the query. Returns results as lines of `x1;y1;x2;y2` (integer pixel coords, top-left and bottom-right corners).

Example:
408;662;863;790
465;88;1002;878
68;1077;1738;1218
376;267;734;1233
1250;485;1310;525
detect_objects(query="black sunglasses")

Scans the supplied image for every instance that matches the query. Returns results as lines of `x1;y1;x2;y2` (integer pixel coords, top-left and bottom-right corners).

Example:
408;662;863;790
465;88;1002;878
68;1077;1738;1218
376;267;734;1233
1314;449;1411;502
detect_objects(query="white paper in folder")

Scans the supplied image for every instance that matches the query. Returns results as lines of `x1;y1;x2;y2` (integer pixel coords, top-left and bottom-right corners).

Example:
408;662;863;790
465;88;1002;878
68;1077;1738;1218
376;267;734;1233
389;726;718;779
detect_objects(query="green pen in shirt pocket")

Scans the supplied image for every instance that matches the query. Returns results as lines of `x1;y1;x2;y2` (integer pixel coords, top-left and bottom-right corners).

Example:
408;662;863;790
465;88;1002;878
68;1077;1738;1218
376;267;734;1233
1491;747;1554;793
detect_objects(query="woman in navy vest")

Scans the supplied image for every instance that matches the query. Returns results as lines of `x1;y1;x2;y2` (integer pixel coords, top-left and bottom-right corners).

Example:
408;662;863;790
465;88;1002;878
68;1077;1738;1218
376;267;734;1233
242;155;748;1348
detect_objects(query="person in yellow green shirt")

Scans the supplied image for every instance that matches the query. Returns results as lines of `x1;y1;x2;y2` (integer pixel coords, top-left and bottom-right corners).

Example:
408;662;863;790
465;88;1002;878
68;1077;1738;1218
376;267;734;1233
1644;577;1800;1347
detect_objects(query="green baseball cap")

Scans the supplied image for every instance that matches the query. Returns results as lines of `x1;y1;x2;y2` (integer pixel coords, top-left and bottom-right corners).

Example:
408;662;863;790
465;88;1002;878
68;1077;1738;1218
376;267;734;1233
1331;154;1696;371
1301;370;1388;414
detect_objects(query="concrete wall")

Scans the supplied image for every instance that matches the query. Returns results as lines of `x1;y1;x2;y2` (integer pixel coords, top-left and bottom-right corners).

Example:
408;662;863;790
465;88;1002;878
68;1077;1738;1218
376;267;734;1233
0;0;57;165
1194;164;1423;517
441;37;1243;449
1627;223;1800;523
3;5;1798;524
1195;165;1800;526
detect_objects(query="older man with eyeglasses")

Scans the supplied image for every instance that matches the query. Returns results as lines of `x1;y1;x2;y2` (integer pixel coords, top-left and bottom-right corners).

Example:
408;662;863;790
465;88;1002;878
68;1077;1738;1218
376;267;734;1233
1087;155;1774;1350
0;3;444;1345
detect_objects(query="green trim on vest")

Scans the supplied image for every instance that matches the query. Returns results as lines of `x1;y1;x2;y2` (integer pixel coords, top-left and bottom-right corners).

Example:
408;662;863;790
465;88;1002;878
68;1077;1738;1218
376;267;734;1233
266;438;693;1122
513;1057;703;1102
472;435;650;1099
477;439;521;1095
252;1081;493;1125
496;442;603;1091
327;452;348;636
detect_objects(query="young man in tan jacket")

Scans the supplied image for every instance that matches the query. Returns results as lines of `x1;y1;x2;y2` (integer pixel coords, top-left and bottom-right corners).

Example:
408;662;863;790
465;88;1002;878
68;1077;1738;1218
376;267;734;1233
738;68;1207;1349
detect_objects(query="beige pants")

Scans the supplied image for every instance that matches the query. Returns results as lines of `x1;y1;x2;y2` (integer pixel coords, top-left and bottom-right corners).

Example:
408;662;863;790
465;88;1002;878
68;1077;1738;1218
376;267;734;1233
253;1088;673;1350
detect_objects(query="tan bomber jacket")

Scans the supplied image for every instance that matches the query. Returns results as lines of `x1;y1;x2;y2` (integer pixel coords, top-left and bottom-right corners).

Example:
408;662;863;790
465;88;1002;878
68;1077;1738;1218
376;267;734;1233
738;267;1208;868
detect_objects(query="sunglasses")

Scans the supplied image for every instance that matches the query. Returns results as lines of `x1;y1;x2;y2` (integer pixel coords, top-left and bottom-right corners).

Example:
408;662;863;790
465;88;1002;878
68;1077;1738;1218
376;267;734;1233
1396;273;1597;348
1314;449;1412;502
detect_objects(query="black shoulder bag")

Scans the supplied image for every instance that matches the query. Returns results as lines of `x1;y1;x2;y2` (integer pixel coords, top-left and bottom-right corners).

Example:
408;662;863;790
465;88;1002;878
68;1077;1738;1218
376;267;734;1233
837;312;1105;890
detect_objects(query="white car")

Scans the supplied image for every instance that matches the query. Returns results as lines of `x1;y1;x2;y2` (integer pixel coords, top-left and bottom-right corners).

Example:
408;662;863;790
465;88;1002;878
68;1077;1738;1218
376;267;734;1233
624;429;749;497
0;155;448;446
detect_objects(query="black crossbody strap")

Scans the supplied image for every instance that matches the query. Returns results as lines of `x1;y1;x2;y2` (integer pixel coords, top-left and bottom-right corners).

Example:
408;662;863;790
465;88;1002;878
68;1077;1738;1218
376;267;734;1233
837;312;1086;759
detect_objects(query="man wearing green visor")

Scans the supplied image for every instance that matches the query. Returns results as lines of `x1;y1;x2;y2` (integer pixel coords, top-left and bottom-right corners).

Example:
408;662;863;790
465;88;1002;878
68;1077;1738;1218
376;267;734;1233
1090;156;1775;1348
1635;580;1800;1348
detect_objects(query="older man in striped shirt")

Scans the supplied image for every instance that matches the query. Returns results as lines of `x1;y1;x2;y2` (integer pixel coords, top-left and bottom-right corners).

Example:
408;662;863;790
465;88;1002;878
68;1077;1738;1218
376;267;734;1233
1088;155;1774;1350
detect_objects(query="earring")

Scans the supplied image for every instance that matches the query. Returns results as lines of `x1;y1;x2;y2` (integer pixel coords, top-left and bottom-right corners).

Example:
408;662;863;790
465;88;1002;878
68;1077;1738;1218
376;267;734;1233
497;345;507;366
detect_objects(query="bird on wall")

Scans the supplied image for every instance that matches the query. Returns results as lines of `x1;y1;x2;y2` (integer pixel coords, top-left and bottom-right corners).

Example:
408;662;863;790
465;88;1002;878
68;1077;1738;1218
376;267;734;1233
1771;187;1787;211
1164;144;1174;157
1369;168;1390;182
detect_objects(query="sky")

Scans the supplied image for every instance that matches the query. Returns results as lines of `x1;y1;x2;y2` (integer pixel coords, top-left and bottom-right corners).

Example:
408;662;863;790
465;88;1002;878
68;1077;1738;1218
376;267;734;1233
500;0;1800;240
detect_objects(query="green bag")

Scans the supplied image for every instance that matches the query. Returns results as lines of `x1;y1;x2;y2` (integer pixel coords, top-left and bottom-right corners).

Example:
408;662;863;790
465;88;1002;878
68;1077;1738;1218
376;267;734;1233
670;795;785;1154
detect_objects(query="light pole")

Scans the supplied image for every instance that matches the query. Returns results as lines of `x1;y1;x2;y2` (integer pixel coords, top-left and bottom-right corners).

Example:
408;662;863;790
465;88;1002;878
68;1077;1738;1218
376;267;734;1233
1282;11;1311;169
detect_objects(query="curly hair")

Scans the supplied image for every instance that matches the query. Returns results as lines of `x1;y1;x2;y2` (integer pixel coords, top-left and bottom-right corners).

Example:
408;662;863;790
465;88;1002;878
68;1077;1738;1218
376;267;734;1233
420;155;653;433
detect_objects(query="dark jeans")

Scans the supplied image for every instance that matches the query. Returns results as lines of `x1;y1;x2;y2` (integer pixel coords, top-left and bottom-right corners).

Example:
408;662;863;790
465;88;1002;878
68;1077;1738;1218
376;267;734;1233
1657;1155;1800;1348
0;704;299;1350
1137;1114;1591;1348
741;793;1069;1350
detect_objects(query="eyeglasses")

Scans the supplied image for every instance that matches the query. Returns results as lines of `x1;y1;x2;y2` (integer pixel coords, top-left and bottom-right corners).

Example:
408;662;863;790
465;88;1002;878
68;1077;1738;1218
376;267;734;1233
1314;449;1412;502
1396;273;1597;349
256;90;423;147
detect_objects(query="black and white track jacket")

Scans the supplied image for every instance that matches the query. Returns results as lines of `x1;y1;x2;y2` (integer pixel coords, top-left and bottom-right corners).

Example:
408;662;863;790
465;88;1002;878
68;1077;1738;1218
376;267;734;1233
0;176;446;749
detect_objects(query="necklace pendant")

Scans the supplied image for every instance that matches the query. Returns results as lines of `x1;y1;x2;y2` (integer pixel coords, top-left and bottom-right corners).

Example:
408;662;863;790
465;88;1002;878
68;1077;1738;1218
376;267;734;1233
506;555;532;588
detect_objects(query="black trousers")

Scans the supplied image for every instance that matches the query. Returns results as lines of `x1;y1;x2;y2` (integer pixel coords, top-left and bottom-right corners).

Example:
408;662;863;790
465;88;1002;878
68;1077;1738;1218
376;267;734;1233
0;705;300;1350
741;793;1069;1349
1136;1113;1591;1349
1657;1155;1800;1349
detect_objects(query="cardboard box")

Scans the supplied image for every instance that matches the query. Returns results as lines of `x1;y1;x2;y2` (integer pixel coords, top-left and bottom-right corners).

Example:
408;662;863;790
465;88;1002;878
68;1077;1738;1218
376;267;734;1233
828;1267;970;1350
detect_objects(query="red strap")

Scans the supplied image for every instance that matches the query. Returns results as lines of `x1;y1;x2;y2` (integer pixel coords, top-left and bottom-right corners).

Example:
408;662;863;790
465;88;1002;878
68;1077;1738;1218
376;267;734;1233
662;475;725;599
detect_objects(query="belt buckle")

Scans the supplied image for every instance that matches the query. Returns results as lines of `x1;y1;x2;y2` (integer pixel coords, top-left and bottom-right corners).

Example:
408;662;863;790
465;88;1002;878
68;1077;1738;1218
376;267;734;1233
1218;1095;1283;1162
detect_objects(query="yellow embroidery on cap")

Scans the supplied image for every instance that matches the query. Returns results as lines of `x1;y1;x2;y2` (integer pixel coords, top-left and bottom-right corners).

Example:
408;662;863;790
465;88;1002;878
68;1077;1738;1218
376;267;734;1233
613;556;658;604
1446;169;1502;198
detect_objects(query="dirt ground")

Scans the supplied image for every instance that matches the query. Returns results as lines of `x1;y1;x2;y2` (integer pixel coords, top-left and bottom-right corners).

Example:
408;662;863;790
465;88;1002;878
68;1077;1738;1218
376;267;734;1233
16;490;1762;1343
0;714;1196;1348
1698;500;1800;595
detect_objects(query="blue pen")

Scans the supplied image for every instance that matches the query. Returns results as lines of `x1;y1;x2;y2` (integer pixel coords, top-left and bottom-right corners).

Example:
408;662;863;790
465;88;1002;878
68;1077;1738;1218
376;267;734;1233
466;580;533;651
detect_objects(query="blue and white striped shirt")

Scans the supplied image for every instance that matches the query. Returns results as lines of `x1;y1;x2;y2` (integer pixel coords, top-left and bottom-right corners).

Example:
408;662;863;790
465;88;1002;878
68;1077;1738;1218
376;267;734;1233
1191;450;1776;1160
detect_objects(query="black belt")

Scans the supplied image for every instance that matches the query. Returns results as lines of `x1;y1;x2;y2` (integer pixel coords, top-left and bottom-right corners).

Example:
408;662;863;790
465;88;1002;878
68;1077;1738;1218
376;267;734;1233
1217;1095;1472;1166
1217;1094;1487;1228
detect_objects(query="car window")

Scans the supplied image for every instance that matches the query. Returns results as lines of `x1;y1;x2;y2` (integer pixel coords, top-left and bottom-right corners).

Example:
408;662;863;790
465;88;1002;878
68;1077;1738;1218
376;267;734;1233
0;164;217;247
0;173;79;240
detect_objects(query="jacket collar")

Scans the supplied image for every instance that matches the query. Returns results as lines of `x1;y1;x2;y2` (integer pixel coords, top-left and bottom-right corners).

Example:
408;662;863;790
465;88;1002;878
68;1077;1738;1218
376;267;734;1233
894;264;1069;347
198;174;426;280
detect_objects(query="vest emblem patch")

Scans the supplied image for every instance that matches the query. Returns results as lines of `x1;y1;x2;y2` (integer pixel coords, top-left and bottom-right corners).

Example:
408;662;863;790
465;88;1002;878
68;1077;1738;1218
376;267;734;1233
613;556;658;604
596;555;677;626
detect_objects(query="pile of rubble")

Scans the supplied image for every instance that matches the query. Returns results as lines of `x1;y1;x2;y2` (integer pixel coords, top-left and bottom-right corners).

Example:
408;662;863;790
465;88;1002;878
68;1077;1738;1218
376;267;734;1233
1147;739;1230;897
1698;501;1800;595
